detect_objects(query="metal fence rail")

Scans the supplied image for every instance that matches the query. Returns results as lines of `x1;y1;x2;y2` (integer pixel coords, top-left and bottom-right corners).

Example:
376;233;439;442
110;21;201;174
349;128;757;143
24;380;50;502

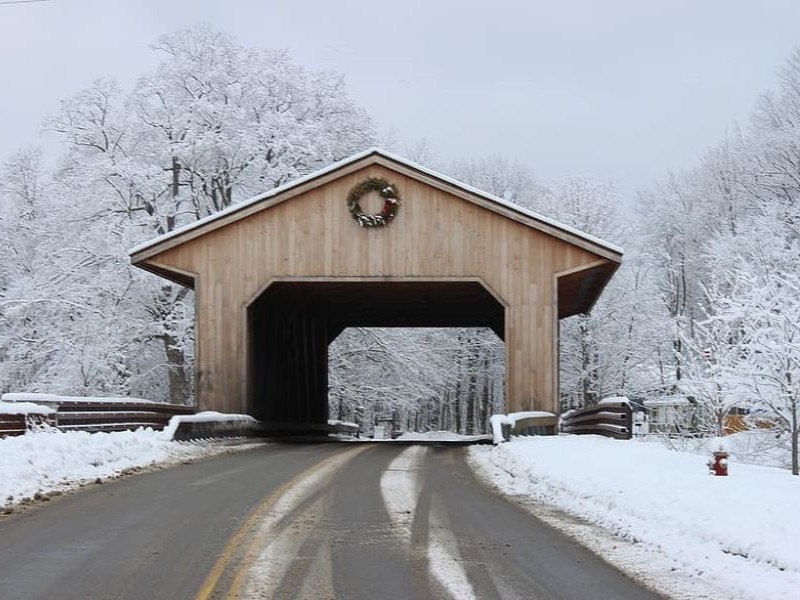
561;401;632;440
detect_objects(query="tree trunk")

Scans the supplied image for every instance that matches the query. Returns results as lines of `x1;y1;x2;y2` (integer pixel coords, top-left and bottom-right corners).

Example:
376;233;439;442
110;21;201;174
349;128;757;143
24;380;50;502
454;380;463;434
579;317;596;406
466;371;476;435
163;333;191;405
791;398;798;476
480;355;491;434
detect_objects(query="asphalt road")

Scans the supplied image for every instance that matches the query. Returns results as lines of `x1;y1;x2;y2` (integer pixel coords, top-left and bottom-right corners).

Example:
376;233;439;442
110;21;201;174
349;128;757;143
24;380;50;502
0;442;661;600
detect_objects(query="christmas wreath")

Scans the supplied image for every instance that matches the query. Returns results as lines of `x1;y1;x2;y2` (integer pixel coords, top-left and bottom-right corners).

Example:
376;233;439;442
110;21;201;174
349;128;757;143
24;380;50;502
347;177;400;227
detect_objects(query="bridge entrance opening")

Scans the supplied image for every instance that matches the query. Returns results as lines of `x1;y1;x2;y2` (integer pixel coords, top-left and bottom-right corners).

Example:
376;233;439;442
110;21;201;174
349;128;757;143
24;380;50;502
328;327;505;437
247;281;505;432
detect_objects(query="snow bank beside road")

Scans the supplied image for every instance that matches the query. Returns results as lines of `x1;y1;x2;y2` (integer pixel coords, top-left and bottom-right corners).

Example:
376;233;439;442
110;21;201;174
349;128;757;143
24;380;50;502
469;436;800;600
0;428;244;510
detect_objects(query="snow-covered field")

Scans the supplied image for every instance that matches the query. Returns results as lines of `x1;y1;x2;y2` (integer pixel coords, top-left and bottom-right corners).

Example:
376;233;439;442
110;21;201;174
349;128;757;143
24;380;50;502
0;428;249;510
469;435;800;600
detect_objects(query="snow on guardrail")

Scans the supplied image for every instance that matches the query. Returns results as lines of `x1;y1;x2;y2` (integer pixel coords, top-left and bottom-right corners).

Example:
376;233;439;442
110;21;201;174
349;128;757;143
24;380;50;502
163;411;258;441
490;411;557;444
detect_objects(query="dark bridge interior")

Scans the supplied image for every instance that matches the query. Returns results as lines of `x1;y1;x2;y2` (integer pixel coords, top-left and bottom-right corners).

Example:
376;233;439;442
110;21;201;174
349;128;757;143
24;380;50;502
247;281;505;427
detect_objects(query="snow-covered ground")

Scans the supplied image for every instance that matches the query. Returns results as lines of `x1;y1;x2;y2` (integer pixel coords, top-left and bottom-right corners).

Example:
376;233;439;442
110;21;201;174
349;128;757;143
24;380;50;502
0;428;251;510
469;435;800;600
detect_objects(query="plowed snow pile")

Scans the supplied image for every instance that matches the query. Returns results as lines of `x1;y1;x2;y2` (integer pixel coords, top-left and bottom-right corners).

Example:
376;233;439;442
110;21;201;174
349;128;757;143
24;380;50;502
0;428;243;509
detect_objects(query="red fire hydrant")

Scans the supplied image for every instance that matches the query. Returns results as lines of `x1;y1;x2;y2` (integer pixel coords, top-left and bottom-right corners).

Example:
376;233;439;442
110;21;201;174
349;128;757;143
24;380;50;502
708;451;729;476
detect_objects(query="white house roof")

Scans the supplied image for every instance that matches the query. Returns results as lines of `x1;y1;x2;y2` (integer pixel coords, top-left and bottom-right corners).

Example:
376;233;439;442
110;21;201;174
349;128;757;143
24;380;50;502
644;397;693;407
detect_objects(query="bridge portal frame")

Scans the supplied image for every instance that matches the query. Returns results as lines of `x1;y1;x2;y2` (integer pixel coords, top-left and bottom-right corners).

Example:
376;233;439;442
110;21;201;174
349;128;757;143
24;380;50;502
129;148;622;425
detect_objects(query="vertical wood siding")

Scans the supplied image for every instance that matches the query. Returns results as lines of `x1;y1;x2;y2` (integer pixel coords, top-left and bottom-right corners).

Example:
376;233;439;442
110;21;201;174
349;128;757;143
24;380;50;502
148;164;609;415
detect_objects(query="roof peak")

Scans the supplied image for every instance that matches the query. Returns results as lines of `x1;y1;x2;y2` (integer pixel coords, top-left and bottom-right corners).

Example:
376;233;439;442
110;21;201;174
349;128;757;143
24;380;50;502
129;148;623;260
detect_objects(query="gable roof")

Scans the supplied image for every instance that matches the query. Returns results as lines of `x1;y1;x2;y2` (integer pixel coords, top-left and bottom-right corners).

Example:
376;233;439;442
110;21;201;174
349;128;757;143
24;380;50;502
128;148;623;266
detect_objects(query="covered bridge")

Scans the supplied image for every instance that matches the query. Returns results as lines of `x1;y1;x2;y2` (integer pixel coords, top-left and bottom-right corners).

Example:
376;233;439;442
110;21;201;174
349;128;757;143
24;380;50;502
129;149;622;429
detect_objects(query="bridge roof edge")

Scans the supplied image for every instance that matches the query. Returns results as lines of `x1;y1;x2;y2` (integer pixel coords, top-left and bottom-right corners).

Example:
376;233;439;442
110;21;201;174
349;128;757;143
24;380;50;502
128;147;624;265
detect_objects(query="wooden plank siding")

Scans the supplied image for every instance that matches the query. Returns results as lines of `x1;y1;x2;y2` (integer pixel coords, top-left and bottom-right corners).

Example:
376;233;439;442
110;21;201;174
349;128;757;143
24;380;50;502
135;156;619;418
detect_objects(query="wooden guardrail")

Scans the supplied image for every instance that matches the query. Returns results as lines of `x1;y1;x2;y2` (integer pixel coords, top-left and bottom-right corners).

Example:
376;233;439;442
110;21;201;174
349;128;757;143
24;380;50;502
0;413;52;437
1;401;195;436
170;416;258;441
54;401;195;432
512;414;558;436
560;401;632;440
0;414;27;437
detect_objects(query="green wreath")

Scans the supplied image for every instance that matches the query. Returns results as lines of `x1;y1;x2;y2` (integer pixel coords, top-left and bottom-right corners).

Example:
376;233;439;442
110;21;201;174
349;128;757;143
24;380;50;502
347;177;400;228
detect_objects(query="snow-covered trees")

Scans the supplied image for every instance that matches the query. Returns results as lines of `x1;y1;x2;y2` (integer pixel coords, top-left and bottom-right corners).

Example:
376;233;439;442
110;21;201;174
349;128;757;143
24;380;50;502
328;327;504;434
3;22;800;469
630;47;800;473
0;25;375;402
124;25;375;219
0;148;55;391
690;220;800;474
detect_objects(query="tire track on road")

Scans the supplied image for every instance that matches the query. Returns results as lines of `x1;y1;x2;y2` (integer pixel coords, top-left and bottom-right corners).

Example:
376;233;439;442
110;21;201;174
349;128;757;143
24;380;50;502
198;444;369;600
382;445;481;600
200;443;661;600
331;444;417;599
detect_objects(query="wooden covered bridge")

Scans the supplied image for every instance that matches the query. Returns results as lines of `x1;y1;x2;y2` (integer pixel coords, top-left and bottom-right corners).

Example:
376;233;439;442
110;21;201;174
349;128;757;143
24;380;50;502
129;149;622;430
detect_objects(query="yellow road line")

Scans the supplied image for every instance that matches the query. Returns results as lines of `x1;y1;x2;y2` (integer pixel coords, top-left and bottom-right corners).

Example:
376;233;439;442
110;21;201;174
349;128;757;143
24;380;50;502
194;445;369;600
225;445;371;599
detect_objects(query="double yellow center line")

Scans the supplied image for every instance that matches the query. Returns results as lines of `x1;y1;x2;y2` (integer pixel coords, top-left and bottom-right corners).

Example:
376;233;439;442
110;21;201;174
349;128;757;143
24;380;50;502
195;445;369;600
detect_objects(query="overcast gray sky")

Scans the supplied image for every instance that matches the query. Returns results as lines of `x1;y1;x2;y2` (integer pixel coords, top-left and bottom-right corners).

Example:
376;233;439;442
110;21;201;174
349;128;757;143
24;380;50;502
2;0;799;198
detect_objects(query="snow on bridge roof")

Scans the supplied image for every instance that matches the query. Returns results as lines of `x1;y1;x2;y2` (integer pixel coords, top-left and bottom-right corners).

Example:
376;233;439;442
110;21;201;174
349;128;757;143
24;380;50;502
128;148;623;263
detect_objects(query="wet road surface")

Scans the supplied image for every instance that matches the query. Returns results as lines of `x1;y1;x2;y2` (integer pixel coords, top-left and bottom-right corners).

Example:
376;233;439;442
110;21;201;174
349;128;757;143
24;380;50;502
0;442;661;600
